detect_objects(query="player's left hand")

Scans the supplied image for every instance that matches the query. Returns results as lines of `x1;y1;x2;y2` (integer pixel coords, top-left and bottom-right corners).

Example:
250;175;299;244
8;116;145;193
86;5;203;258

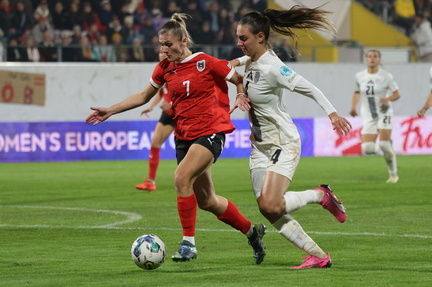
230;93;251;114
329;112;352;135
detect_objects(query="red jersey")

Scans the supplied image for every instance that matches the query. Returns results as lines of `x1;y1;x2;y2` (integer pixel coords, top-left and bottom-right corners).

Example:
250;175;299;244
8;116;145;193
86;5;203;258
150;52;235;140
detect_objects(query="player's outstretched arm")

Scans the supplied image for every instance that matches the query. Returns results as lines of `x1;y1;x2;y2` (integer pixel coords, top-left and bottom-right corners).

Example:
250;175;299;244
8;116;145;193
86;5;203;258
86;83;159;125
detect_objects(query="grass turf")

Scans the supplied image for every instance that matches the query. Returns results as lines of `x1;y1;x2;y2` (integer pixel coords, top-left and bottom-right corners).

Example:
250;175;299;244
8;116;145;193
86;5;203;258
1;155;431;286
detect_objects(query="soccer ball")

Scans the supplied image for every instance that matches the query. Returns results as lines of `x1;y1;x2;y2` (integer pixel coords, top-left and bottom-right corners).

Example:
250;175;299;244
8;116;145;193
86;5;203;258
131;234;167;270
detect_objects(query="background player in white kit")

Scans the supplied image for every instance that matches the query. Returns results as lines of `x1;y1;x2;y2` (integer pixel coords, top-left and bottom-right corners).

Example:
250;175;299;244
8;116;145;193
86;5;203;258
231;7;352;269
350;50;401;183
417;66;432;117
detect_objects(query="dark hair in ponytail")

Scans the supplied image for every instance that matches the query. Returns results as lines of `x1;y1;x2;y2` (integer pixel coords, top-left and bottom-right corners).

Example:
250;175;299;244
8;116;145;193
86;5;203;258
239;6;336;50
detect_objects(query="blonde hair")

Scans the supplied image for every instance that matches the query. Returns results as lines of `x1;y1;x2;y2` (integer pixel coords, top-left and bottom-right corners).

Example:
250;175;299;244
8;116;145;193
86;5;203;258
159;13;194;47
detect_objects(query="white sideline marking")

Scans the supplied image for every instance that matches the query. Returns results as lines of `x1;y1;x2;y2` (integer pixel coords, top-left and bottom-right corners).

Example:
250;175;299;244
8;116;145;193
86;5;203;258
0;205;431;239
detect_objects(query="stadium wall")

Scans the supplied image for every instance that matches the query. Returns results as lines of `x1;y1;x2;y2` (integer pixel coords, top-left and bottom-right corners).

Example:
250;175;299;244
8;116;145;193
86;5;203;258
1;63;431;162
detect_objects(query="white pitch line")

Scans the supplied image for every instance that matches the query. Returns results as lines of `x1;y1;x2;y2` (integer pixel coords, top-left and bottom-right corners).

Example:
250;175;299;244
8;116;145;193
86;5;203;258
0;224;431;239
0;205;142;227
1;205;431;239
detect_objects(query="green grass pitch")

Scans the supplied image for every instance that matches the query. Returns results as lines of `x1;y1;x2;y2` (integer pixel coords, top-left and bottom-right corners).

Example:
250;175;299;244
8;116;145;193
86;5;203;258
1;155;431;286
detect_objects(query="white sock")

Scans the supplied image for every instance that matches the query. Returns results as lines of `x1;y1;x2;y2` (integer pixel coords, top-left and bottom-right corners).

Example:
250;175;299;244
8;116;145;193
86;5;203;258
183;236;195;246
272;214;326;258
246;225;254;237
379;141;398;175
284;190;322;213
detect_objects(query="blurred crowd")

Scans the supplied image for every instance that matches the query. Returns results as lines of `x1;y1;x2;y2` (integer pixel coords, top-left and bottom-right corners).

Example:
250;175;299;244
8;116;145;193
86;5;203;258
0;0;275;62
357;0;432;61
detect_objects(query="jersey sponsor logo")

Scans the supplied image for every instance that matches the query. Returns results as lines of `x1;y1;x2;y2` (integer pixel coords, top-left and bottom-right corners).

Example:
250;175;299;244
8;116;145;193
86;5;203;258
254;71;260;83
279;66;292;76
197;60;206;72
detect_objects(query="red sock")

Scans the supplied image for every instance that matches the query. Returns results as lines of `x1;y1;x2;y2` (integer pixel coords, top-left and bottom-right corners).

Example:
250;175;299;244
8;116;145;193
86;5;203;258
217;200;252;234
177;194;197;236
148;147;160;180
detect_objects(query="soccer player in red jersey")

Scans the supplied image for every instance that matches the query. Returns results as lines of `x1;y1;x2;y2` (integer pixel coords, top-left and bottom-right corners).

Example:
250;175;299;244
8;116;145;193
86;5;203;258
86;13;266;264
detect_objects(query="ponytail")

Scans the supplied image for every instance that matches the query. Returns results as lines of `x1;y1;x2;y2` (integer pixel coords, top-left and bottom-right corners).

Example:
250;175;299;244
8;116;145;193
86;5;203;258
159;13;194;47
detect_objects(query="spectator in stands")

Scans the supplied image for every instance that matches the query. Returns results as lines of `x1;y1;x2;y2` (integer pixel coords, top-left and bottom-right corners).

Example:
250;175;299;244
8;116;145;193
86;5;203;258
139;15;158;45
162;0;180;18
133;1;151;26
0;0;14;38
11;1;33;39
392;0;417;35
92;33;116;62
22;35;40;62
59;30;77;62
183;0;202;39
87;22;101;45
77;35;96;61
117;2;134;24
204;1;220;34
121;15;141;45
151;8;167;31
105;15;123;44
219;20;238;59
143;34;159;61
195;20;215;54
98;0;115;31
39;30;58;62
195;21;215;45
52;1;73;31
6;37;24;61
112;32;128;62
234;3;250;22
410;12;432;62
32;16;53;45
70;24;82;45
253;0;268;12
68;1;84;29
34;0;50;24
198;0;213;12
218;6;232;32
82;1;105;33
273;38;297;62
128;37;145;62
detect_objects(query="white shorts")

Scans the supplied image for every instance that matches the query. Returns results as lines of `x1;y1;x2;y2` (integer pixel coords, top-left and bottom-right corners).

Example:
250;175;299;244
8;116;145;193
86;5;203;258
361;112;393;134
249;140;301;181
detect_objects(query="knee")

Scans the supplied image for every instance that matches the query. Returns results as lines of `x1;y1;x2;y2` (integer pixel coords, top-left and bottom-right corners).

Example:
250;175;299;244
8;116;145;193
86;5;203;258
196;197;213;211
174;170;191;193
379;140;392;153
257;196;282;220
362;142;376;155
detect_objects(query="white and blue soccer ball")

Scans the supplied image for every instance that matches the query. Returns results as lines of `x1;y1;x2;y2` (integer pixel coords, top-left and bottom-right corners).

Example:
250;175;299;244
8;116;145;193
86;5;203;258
131;234;167;270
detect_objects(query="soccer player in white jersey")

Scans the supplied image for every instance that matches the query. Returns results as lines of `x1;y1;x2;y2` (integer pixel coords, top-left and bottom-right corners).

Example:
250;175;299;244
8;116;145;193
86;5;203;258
231;7;352;269
350;50;401;183
417;66;432;117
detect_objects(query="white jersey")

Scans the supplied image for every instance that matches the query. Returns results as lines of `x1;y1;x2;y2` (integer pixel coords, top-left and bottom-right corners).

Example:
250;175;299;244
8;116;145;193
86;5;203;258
355;68;399;120
243;50;336;147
